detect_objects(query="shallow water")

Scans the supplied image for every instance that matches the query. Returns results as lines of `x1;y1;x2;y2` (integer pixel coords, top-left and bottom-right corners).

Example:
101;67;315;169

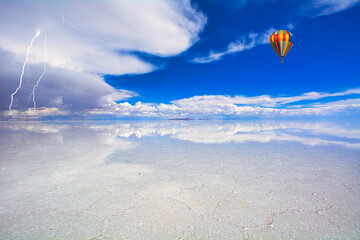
0;119;359;239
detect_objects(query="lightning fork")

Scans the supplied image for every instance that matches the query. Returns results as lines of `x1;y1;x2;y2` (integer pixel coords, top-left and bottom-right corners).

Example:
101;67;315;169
9;29;41;111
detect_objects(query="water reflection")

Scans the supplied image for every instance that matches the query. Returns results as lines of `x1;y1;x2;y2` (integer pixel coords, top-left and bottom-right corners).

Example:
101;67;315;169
2;119;359;148
0;120;359;239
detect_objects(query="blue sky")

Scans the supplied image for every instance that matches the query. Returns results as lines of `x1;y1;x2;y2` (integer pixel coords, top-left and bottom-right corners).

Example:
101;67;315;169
108;1;360;103
0;0;359;119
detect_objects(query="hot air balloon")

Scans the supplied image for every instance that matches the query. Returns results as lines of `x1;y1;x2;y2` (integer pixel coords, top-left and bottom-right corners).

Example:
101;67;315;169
270;30;294;63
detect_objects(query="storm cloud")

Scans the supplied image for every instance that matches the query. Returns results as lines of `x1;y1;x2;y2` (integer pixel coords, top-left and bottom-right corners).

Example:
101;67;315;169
0;0;206;112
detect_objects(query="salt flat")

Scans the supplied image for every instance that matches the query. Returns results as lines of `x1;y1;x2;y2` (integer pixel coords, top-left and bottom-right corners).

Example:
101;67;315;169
0;120;359;239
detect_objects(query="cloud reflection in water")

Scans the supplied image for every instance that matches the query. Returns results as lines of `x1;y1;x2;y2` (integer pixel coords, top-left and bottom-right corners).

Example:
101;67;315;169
0;120;359;239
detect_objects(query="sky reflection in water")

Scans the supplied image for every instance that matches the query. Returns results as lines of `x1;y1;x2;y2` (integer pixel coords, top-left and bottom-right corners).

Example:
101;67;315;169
0;119;359;239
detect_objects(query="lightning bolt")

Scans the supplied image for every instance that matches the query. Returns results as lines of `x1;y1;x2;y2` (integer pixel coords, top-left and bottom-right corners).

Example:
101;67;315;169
9;29;41;111
31;35;47;109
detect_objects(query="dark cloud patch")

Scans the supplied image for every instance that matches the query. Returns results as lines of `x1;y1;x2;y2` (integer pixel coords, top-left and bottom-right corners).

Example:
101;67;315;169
0;48;131;112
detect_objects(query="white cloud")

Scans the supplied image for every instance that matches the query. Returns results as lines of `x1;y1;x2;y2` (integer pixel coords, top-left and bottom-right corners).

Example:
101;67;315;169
2;88;359;119
192;28;275;63
172;88;360;107
0;0;206;111
312;0;360;16
287;23;295;30
1;0;206;74
81;88;360;118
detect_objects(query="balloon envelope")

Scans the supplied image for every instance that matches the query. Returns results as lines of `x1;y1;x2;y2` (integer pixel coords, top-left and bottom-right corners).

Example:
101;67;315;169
270;30;294;62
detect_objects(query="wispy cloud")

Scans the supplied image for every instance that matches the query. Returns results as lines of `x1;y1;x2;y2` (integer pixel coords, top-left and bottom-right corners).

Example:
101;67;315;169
172;88;360;107
311;0;360;16
192;28;275;63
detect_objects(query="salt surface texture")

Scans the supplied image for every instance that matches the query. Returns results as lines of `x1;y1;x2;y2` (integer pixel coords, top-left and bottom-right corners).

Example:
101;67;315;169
0;120;359;239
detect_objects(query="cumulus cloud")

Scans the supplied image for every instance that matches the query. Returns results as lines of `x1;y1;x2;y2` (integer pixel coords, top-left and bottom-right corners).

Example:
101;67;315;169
0;0;206;111
82;88;360;119
2;84;359;119
192;28;275;63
